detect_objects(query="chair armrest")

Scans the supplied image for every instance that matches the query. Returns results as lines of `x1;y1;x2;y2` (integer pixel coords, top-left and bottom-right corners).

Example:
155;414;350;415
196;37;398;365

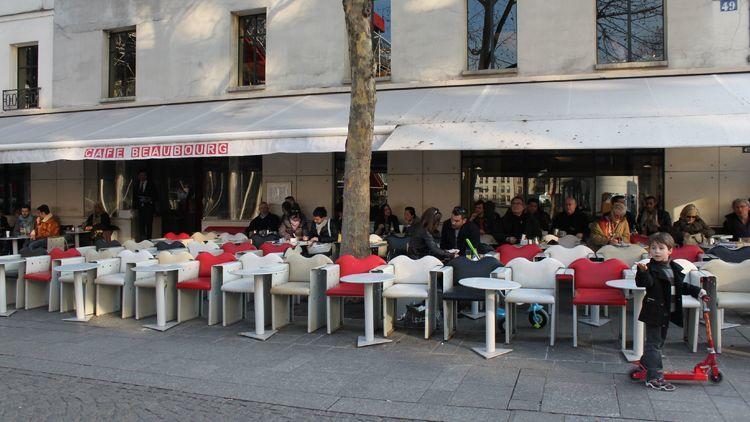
177;260;200;282
271;265;290;286
430;265;453;293
57;256;85;267
1;254;22;272
491;267;511;280
699;253;717;261
100;246;125;255
76;246;97;255
317;264;341;290
216;261;242;285
134;259;159;280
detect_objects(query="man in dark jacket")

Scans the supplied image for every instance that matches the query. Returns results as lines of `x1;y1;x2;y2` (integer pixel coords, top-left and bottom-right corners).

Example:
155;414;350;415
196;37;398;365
551;197;589;239
440;206;480;257
134;170;158;241
498;196;542;244
246;202;281;234
526;197;551;232
636;196;672;235
635;232;704;391
722;198;750;240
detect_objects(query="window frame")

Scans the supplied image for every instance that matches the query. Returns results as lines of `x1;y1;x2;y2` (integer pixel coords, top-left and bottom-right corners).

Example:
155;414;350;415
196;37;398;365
595;0;667;66
106;27;137;99
464;0;519;74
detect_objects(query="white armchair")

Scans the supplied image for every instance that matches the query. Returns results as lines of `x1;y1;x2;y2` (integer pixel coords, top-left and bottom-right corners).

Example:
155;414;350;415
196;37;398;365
543;245;595;267
380;255;443;339
495;258;565;346
187;241;220;258
598;245;649;267
123;240;154;252
219;232;249;243
221;253;287;327
94;250;154;318
700;259;750;353
1;254;22;314
270;253;333;333
57;246;98;314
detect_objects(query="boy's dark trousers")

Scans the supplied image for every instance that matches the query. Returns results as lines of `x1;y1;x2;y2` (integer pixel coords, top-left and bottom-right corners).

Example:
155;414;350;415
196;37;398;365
642;323;668;380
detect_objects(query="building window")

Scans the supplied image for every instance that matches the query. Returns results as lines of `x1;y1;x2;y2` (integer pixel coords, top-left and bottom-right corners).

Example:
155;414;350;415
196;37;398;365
108;29;136;98
372;0;391;78
238;13;266;86
3;45;39;111
596;0;665;64
467;0;517;71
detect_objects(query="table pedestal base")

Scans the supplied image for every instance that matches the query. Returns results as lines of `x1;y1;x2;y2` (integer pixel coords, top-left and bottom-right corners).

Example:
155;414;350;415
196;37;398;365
63;314;93;323
239;329;277;341
0;309;16;317
143;321;180;332
621;349;641;362
461;301;485;320
579;306;610;327
472;345;512;360
358;335;392;348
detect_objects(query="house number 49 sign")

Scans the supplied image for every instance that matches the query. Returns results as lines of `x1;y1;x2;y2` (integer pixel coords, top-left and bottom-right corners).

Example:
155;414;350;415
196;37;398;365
720;0;738;12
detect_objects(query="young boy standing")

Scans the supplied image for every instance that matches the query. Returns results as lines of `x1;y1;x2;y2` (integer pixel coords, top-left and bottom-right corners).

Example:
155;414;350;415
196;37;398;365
636;232;706;391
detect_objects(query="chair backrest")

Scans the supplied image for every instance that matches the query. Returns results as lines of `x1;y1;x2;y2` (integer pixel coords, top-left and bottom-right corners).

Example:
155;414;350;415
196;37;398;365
369;234;383;243
569;258;628;289
46;236;66;252
118;250;154;273
388;255;442;284
155;241;185;251
165;232;190;240
336;254;386;278
671;258;700;286
285;253;333;282
598;245;648;267
196;251;236;277
221;242;256;254
260;242;293;255
630;234;650;245
191;232;208;242
506;257;564;290
669;245;703;263
495;244;542;265
445;256;502;281
219;232;248;243
557;234;582;248
707;246;750;264
84;248;116;263
156;251;193;264
385;235;409;258
239;252;284;269
544;245;594;267
702;259;750;293
50;247;81;261
123;239;154;251
188;241;220;258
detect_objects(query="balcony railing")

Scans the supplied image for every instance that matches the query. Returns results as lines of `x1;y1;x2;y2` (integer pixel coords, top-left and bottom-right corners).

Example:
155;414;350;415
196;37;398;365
3;87;40;111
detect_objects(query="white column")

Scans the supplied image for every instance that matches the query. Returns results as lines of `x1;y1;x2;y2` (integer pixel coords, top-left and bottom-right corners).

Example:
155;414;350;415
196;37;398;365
485;290;495;354
254;274;265;335
364;283;375;343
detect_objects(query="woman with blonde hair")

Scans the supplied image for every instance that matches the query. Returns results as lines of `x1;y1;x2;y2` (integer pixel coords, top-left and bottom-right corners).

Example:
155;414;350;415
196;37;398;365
672;204;714;245
589;202;631;249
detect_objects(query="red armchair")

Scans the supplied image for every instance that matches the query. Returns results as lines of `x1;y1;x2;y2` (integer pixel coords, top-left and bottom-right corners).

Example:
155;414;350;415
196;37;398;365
176;251;236;325
21;248;82;311
322;254;386;333
569;258;630;347
260;242;293;256
495;244;542;265
670;245;704;263
165;232;191;240
221;242;257;255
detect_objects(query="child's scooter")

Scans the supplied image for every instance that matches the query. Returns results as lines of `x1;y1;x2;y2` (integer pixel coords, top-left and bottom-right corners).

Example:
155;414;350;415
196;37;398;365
464;239;549;329
628;295;723;384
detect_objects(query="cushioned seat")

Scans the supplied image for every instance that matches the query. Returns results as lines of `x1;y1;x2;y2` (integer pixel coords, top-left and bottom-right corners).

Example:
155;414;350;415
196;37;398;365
382;283;428;299
270;281;310;296
221;277;255;293
134;277;156;288
96;273;126;286
24;272;51;282
325;282;363;297
573;288;626;306
506;288;555;304
176;277;211;291
442;285;484;301
717;292;750;309
59;274;74;283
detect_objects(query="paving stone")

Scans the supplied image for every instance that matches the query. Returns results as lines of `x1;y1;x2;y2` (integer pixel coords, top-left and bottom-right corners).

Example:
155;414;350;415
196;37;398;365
542;380;620;418
510;410;563;421
449;382;514;409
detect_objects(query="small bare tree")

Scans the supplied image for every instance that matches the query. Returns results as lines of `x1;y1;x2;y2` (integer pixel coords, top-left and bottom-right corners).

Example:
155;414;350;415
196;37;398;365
341;0;376;257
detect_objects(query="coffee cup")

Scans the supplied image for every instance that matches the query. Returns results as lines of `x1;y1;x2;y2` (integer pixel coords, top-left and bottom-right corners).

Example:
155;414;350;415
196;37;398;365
4;231;9;237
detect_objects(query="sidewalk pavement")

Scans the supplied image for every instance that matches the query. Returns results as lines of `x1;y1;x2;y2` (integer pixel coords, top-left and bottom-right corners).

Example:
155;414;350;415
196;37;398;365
1;297;750;421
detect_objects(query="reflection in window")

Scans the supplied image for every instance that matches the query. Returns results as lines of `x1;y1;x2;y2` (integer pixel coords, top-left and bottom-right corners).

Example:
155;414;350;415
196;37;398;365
0;164;30;215
203;157;262;220
467;0;517;70
372;0;391;78
335;152;387;221
238;13;266;86
597;0;664;64
84;161;121;217
108;29;136;98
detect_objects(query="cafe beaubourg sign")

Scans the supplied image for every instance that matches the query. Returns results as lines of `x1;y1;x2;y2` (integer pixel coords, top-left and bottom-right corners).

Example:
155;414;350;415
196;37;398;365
83;142;229;160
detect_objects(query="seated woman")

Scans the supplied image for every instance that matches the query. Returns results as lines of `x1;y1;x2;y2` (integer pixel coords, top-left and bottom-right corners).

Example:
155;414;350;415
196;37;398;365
589;202;631;249
84;202;116;242
278;205;305;240
672;204;714;245
304;207;338;254
407;207;456;262
374;203;400;236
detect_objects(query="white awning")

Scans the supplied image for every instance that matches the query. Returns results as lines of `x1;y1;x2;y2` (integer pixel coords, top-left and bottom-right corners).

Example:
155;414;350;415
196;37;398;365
1;72;749;163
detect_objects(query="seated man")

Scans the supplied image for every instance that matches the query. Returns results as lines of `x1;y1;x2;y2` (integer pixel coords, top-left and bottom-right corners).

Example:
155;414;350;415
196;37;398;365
245;201;281;235
440;206;480;257
526;197;551;232
498;196;542;244
13;204;35;236
551;197;589;239
723;198;750;240
636;195;672;236
402;206;419;236
23;204;60;253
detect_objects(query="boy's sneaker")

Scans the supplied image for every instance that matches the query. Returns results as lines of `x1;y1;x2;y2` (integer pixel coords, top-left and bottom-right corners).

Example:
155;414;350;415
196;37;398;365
646;378;675;391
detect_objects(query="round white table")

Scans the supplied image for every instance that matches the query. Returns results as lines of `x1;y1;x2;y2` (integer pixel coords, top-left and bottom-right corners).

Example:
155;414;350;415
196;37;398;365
340;272;395;348
606;278;645;362
231;265;288;341
66;229;91;248
0;257;23;317
54;262;99;322
459;277;521;359
0;236;29;255
132;264;183;331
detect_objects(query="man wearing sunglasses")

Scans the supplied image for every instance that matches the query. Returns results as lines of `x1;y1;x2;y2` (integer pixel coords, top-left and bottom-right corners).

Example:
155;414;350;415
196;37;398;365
440;206;480;257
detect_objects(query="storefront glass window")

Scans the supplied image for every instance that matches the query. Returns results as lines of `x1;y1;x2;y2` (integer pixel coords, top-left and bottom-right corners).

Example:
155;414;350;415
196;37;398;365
203;157;262;221
335;152;388;221
0;164;30;215
467;0;517;70
597;0;664;64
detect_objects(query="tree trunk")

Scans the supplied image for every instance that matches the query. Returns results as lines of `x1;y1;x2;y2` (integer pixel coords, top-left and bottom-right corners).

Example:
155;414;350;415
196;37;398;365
341;0;376;258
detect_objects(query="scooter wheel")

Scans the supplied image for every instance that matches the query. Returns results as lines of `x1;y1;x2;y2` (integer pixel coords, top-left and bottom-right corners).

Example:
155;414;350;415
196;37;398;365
710;371;723;384
628;367;643;382
528;308;548;329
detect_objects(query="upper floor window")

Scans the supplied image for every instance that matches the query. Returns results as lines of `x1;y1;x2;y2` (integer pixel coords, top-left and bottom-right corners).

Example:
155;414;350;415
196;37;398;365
108;29;136;98
3;45;39;111
467;0;517;71
238;13;266;86
372;0;391;78
596;0;665;64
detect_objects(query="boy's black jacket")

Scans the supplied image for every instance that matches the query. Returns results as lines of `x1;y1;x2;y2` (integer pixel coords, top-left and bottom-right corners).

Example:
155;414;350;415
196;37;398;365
635;259;701;327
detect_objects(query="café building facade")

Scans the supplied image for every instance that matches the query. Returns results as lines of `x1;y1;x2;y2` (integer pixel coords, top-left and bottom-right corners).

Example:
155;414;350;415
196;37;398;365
0;0;748;239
